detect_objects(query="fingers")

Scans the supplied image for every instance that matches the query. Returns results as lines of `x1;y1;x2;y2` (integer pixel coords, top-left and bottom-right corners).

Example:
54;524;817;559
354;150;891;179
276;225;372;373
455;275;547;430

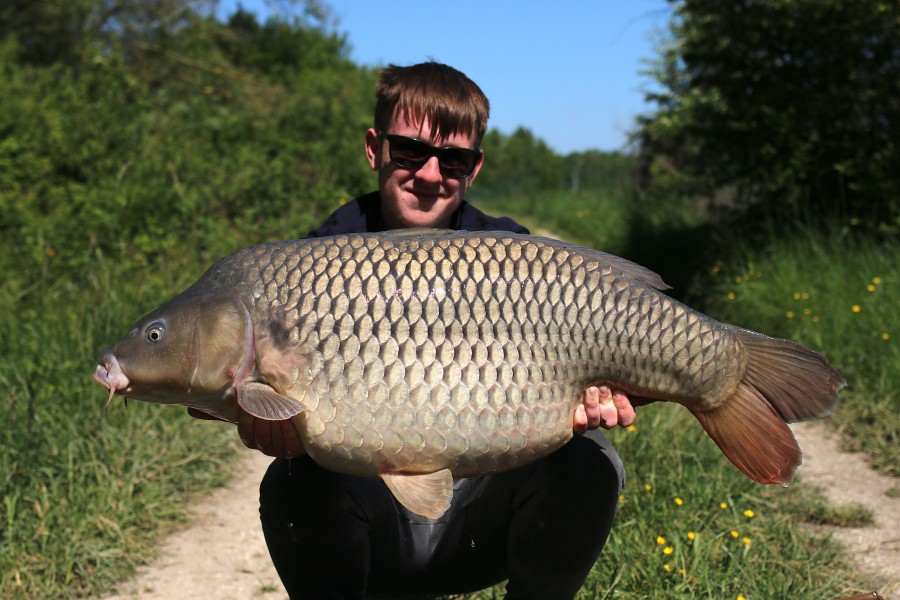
237;409;260;450
573;404;588;435
279;418;306;458
596;386;619;429
574;386;602;435
596;385;636;429
612;389;636;427
237;409;306;458
577;386;638;432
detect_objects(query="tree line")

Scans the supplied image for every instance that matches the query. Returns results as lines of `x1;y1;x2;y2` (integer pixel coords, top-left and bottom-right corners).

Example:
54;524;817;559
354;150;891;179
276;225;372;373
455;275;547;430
636;0;899;228
2;0;897;300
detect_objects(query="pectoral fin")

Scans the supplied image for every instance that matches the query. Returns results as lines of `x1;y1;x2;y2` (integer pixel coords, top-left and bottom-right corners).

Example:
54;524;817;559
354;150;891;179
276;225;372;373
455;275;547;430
237;382;305;420
380;470;453;519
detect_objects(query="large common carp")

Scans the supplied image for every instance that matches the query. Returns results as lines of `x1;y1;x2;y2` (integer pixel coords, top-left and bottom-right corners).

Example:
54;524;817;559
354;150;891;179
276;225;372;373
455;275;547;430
93;230;844;518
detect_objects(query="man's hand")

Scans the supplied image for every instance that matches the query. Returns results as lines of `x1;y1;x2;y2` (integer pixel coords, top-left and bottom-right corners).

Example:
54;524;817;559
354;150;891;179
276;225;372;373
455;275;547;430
187;407;306;459
573;386;636;435
237;411;306;459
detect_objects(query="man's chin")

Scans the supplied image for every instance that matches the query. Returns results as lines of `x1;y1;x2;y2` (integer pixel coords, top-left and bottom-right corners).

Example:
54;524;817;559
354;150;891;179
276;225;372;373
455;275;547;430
404;198;449;220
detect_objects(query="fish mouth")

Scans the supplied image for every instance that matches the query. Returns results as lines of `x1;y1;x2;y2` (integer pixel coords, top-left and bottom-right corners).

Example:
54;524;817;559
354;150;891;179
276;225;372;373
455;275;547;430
93;354;131;413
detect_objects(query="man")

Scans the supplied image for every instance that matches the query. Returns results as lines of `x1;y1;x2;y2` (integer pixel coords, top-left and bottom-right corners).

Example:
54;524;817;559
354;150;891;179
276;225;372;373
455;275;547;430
231;62;635;599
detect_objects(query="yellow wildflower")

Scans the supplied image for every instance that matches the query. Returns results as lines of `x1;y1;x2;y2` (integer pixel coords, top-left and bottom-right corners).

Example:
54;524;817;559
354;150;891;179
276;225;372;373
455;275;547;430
802;292;810;299
687;531;696;541
867;284;876;292
883;332;890;341
742;537;752;545
727;292;736;300
663;564;672;572
645;484;652;492
618;495;624;503
720;502;728;509
743;509;755;518
730;530;739;538
786;311;794;318
656;536;666;546
793;292;801;300
627;424;637;432
663;546;674;555
873;277;882;284
737;595;748;600
852;305;861;313
674;497;684;506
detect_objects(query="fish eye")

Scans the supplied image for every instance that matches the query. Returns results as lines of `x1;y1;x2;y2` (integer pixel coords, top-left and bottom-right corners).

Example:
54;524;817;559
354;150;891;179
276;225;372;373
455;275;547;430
146;322;166;343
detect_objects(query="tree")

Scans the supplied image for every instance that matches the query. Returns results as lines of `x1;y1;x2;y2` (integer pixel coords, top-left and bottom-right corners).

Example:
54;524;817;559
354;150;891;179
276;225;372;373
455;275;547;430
0;1;376;286
636;0;900;224
475;127;562;197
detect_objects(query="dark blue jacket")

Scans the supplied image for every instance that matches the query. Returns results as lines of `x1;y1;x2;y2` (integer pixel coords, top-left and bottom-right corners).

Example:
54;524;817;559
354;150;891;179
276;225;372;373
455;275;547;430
307;191;529;237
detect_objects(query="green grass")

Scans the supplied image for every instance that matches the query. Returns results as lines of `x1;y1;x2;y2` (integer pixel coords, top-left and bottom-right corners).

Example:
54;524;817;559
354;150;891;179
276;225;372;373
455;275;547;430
0;252;244;598
698;227;899;476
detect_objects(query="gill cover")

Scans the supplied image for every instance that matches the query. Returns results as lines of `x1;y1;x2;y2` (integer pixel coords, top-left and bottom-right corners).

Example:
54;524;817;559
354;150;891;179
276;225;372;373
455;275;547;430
102;283;255;409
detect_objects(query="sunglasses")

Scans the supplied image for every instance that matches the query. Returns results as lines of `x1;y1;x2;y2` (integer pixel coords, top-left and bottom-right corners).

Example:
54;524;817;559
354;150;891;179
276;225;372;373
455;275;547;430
379;133;482;179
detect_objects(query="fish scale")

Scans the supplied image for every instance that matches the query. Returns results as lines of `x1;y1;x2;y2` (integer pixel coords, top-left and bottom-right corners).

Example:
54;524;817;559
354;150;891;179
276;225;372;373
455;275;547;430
227;234;690;475
95;229;843;518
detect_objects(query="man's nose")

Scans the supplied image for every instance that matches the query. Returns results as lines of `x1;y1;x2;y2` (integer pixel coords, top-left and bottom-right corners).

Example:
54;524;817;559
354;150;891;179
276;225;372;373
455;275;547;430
415;155;443;182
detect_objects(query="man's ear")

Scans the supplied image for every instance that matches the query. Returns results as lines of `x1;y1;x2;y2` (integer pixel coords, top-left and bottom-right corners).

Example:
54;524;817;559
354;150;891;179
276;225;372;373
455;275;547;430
365;128;381;171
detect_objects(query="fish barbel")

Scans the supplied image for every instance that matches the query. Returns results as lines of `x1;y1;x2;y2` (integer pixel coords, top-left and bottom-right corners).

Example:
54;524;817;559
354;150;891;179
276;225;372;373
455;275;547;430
93;230;844;518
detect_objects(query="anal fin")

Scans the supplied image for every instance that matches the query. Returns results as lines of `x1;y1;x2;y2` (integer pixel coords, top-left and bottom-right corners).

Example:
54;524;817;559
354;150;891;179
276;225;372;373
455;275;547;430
237;382;305;420
381;470;453;519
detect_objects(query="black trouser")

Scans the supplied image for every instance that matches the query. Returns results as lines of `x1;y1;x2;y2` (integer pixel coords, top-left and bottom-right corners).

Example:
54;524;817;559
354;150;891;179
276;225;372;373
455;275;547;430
259;430;624;600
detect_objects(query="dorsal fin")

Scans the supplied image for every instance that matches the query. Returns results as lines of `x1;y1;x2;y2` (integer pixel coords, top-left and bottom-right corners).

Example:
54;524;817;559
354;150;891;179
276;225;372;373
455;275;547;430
530;235;671;291
591;249;671;291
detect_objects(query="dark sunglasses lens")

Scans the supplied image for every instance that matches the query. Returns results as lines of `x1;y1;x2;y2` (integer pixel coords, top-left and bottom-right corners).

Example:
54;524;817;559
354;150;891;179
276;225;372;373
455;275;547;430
388;137;431;169
438;148;479;178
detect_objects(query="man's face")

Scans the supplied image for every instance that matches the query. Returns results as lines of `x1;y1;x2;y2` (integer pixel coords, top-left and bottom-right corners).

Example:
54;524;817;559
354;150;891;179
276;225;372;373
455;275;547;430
365;112;484;229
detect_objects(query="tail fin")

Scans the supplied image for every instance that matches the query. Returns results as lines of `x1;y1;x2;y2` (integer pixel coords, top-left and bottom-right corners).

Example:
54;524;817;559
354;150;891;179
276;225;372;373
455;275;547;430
690;329;845;486
738;329;845;422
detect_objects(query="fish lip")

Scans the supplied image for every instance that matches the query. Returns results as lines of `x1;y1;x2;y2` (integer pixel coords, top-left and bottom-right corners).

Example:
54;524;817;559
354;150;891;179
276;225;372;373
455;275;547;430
93;354;132;405
92;363;111;387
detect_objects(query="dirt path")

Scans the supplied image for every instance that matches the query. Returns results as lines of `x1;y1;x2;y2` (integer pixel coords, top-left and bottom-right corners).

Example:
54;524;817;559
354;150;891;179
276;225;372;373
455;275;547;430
95;425;898;600
98;450;287;600
790;422;899;598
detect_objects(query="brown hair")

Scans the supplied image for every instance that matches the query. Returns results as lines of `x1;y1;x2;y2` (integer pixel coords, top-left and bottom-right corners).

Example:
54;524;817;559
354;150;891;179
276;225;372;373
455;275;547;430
374;62;490;148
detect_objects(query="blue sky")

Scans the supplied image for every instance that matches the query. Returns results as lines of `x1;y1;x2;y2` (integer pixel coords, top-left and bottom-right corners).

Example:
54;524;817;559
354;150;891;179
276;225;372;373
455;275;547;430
218;1;672;154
